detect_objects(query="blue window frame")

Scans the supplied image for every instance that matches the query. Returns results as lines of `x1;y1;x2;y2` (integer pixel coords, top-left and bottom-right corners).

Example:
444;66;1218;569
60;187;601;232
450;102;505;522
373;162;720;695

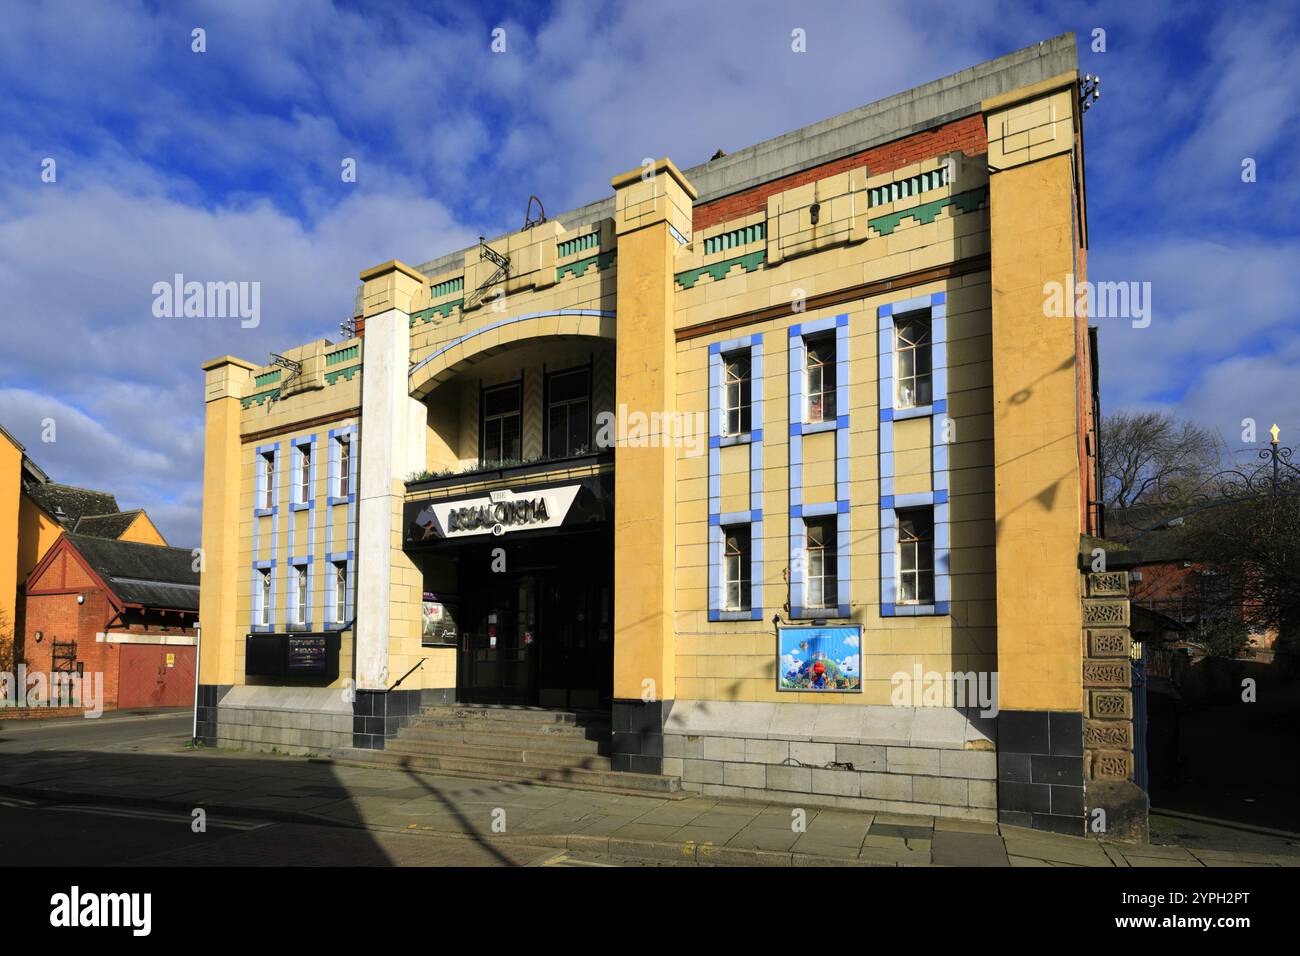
878;292;951;617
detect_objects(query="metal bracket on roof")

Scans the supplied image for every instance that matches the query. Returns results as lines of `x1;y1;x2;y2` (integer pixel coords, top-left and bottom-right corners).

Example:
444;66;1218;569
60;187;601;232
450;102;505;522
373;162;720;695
464;237;511;310
270;353;303;386
523;195;547;230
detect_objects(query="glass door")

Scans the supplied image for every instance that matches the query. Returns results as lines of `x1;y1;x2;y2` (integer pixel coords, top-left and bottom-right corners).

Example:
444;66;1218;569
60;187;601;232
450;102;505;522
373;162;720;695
461;575;537;704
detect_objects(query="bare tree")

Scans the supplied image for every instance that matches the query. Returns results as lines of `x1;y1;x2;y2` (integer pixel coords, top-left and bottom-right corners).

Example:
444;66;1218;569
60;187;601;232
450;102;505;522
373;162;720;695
1101;411;1224;511
0;609;12;674
1186;495;1300;668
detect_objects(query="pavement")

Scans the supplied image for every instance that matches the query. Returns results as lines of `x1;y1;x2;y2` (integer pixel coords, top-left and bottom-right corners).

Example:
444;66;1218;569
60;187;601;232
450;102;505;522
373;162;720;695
1;710;1298;867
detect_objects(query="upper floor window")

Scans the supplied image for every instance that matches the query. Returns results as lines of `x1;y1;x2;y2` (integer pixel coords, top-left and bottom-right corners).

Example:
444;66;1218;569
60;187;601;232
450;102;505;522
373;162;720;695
895;315;932;408
336;435;352;498
333;561;348;623
897;508;935;604
546;367;591;458
723;525;752;611
805;518;838;608
258;568;272;626
295;443;312;503
292;565;308;625
804;333;836;423
260;452;275;510
482;382;522;464
722;351;752;437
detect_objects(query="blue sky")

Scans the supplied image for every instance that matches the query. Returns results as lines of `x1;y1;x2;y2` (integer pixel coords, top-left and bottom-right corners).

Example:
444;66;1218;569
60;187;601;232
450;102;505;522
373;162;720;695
1;0;1297;546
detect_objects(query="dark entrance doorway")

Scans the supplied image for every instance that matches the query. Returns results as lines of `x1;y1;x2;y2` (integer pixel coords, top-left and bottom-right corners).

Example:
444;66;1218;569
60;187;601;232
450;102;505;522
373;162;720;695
444;530;613;708
403;467;615;709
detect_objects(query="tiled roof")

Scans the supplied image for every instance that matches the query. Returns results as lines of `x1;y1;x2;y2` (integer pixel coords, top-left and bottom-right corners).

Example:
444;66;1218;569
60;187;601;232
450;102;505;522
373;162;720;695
72;510;141;540
25;481;120;527
65;533;199;612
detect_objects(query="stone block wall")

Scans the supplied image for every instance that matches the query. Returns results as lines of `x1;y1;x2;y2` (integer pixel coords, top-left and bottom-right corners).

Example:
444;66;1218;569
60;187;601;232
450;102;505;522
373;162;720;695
1081;570;1148;841
1082;572;1135;783
663;701;997;820
214;685;352;756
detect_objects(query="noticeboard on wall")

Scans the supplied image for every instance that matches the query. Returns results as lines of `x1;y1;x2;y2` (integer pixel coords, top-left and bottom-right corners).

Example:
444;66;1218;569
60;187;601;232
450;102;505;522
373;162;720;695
777;624;862;693
422;592;458;646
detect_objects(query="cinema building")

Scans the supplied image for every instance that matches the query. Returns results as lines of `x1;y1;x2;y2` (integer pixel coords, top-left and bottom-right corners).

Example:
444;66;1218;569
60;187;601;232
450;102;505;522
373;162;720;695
198;35;1144;835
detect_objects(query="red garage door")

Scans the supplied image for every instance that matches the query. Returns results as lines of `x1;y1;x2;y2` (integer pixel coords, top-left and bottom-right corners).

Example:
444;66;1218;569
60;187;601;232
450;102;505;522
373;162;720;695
118;645;196;708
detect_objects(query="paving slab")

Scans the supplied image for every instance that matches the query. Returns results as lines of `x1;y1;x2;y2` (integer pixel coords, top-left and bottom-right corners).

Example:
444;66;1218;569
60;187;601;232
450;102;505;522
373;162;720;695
931;830;1009;867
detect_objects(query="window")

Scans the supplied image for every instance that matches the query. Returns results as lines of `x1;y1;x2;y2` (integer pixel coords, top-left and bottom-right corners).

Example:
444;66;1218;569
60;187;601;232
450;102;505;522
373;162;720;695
546;368;591;458
293;565;308;625
895;315;932;408
333;561;348;623
337;435;352;498
723;526;752;610
258;568;272;626
297;443;312;503
897;508;935;604
805;334;836;423
722;351;752;436
805;519;838;608
261;452;275;510
482;383;522;464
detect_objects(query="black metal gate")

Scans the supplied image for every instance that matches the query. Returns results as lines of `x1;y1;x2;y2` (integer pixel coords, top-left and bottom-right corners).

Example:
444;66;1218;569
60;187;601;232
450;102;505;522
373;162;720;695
1131;644;1149;797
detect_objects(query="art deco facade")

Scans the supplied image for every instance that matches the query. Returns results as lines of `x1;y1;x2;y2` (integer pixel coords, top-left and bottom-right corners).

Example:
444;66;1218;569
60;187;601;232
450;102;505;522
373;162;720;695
198;35;1134;835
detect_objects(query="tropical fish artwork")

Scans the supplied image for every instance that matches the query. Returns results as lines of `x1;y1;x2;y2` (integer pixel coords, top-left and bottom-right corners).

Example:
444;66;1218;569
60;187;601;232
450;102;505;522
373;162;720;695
778;625;862;692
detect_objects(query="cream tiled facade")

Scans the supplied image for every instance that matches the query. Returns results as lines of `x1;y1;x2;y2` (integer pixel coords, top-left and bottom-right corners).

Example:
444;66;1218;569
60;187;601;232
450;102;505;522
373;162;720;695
198;35;1117;834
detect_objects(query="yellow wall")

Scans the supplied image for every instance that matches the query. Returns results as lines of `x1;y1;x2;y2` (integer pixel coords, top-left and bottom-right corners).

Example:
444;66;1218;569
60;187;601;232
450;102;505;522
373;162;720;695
672;150;996;706
119;511;167;546
985;78;1086;713
610;159;696;704
0;435;21;649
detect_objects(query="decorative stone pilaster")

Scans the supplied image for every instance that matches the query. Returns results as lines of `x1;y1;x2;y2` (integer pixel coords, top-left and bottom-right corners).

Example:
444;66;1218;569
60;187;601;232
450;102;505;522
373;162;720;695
1081;570;1147;841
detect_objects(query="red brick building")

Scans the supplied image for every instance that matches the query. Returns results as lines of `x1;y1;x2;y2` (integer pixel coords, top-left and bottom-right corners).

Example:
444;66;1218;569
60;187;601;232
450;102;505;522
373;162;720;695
22;533;199;710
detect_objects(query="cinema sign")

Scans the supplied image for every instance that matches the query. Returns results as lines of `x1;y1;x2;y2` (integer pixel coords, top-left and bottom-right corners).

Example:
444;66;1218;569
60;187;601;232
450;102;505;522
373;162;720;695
406;485;582;542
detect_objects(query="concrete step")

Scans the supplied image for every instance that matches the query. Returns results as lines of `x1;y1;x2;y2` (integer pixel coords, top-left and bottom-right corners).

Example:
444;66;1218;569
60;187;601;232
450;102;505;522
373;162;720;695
387;739;613;771
347;748;681;794
417;704;605;727
398;724;607;754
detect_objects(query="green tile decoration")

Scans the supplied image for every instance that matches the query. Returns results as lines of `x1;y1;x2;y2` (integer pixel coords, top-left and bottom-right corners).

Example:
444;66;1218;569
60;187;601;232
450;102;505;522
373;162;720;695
868;166;950;207
325;344;359;365
674;249;767;290
241;388;280;409
556;251;615;281
868;186;987;237
430;276;464;299
557;231;601;259
324;365;361;386
410;299;463;325
254;370;281;386
703;222;766;256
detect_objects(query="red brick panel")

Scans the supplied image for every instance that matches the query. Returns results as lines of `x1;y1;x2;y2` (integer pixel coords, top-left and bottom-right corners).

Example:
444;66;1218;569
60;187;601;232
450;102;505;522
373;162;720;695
693;115;989;233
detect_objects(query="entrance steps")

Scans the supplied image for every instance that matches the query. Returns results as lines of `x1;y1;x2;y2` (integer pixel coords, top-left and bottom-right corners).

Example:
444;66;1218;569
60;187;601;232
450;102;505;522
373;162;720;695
339;703;682;796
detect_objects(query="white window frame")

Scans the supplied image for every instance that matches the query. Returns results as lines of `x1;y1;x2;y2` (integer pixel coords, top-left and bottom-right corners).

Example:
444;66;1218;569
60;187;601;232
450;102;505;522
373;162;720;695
333;561;348;624
337;435;351;498
261;452;275;510
722;350;752;437
296;443;312;504
804;333;836;424
897;508;935;605
258;568;272;626
723;526;751;611
292;564;308;626
805;518;837;609
894;314;933;409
